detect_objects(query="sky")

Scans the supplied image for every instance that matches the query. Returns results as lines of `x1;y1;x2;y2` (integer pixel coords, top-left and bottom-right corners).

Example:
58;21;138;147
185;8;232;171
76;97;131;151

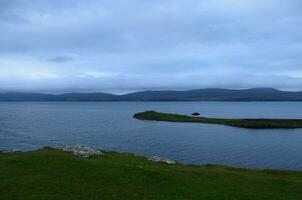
0;0;302;93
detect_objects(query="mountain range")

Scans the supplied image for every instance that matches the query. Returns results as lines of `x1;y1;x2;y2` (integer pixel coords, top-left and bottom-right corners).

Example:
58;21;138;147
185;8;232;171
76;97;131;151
1;88;302;101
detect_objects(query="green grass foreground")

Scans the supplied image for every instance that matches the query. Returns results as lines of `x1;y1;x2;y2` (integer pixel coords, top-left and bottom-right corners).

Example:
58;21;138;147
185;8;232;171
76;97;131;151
1;148;302;200
134;111;302;129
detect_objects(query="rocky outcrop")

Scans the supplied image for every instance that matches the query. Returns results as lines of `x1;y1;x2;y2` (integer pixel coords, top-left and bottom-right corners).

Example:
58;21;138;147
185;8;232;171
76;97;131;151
58;145;103;158
0;149;22;153
148;156;176;164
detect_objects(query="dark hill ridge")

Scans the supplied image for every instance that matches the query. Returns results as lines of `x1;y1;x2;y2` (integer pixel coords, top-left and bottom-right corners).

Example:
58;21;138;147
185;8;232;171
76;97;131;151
1;88;302;101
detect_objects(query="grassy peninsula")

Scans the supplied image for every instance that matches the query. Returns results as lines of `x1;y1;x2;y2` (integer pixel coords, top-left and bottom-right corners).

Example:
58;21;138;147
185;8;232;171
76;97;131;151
1;148;302;200
134;111;302;129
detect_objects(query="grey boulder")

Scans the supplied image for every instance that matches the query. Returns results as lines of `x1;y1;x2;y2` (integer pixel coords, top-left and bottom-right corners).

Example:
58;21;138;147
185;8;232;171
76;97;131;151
59;145;103;158
148;156;176;164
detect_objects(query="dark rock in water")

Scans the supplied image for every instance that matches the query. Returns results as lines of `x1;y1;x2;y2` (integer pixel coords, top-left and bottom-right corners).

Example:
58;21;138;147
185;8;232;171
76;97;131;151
58;145;103;157
192;112;200;116
148;156;176;164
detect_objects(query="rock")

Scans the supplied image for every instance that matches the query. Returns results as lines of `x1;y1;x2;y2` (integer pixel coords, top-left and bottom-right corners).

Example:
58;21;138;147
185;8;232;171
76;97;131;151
59;145;103;158
148;156;176;164
0;149;22;153
192;112;200;116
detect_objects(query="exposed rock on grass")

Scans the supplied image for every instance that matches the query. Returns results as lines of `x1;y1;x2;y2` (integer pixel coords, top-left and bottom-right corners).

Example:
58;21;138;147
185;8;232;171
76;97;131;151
0;149;22;153
58;145;103;157
148;156;176;164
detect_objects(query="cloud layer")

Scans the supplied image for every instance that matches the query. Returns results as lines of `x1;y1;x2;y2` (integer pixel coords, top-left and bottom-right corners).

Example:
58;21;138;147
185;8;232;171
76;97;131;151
0;0;302;93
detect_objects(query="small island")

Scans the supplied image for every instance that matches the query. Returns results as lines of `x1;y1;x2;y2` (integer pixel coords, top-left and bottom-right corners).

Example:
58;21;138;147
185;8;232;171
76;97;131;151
191;112;200;116
133;111;302;129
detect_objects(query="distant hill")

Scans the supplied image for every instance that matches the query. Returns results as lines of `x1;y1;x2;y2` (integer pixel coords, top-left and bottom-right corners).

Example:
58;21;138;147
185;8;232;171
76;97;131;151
1;88;302;101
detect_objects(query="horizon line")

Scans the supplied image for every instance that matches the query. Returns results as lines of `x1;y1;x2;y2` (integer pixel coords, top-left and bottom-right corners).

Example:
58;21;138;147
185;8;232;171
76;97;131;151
1;87;301;96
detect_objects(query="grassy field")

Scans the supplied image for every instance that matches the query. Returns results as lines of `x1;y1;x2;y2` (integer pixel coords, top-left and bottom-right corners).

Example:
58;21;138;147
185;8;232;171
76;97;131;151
0;148;302;200
134;111;302;129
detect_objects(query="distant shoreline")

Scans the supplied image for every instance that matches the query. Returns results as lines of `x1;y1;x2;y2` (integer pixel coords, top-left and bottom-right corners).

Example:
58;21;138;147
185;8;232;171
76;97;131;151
2;88;302;101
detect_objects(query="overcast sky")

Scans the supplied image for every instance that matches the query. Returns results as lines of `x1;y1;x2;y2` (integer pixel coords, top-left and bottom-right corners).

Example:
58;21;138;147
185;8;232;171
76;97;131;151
0;0;302;93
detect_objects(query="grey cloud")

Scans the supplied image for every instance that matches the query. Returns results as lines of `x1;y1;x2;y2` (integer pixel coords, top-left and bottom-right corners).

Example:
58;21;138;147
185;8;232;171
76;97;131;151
0;0;302;93
48;54;79;63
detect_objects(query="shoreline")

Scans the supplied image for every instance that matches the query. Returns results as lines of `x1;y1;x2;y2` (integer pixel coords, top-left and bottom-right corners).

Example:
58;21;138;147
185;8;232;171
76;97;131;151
1;145;301;172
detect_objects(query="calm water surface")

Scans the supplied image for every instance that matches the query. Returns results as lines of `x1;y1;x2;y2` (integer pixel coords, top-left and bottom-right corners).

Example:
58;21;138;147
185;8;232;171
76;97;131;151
0;102;302;170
